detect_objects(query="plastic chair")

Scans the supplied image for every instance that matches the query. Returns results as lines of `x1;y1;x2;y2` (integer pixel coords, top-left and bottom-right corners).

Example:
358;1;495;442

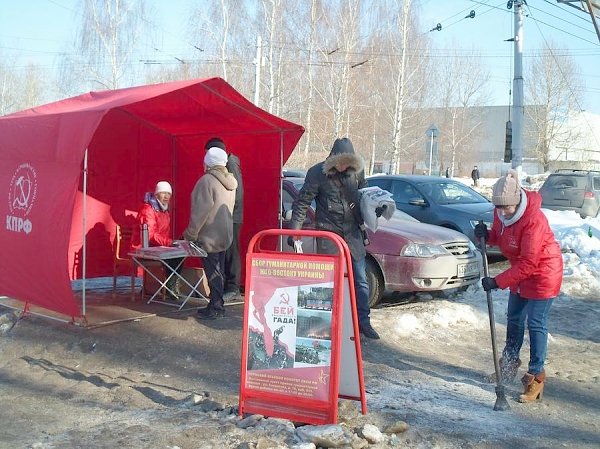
112;224;137;299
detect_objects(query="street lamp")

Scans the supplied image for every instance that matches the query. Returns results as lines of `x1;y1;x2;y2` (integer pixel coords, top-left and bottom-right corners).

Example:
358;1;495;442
426;124;439;176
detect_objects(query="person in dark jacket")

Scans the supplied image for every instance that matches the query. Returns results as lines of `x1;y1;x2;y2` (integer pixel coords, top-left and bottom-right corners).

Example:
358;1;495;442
471;166;480;187
475;169;563;403
290;137;379;340
204;137;244;301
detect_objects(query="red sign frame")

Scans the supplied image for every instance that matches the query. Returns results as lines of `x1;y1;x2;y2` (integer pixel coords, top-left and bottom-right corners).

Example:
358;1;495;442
238;229;366;425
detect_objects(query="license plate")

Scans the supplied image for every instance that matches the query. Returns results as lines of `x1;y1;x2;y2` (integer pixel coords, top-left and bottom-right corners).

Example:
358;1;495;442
458;262;480;277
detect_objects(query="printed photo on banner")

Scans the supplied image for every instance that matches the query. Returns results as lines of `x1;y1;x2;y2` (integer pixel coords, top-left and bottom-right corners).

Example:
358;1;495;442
244;255;336;401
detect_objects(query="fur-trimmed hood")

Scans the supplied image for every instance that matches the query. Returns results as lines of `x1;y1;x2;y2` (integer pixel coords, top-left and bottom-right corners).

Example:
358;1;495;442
322;137;364;175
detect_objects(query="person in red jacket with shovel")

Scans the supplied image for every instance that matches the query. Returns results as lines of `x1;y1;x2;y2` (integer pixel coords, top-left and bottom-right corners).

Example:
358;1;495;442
475;169;563;403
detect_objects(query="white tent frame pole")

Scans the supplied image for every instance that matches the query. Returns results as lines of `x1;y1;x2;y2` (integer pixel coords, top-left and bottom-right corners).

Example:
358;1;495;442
278;131;284;249
82;148;88;316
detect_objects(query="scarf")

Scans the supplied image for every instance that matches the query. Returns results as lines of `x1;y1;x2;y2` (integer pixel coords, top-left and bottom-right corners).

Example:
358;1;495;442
497;188;527;233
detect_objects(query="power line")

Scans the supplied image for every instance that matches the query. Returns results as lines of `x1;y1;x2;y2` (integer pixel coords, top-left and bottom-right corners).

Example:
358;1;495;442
427;0;504;33
526;3;596;36
525;13;600;46
542;0;594;23
525;3;600;148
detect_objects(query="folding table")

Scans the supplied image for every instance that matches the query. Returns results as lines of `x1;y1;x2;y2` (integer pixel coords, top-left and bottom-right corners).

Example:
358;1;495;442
129;245;208;310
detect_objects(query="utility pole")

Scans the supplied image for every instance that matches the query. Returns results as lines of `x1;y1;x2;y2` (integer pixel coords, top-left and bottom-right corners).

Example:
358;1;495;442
254;35;262;106
511;0;525;175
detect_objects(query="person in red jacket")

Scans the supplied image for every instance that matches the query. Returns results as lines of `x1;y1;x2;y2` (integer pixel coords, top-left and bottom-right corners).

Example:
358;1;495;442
134;181;183;300
475;169;563;403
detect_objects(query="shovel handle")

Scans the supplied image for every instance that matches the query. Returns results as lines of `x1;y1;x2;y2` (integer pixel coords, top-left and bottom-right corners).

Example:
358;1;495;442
478;220;506;391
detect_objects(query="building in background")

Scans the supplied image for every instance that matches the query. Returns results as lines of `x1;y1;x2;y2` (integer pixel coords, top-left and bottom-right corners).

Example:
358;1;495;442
372;106;600;178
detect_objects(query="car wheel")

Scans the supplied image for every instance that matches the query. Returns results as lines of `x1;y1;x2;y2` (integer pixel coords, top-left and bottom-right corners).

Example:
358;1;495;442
366;257;384;307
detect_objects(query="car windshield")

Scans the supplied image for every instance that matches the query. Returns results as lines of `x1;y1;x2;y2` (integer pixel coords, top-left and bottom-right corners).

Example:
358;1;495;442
545;175;587;189
418;181;488;205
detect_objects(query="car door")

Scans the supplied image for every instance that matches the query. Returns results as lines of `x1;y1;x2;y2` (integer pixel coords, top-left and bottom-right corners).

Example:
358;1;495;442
388;180;432;222
281;181;316;252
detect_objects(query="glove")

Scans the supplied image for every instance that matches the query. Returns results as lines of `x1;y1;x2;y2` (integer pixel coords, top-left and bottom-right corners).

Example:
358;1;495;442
481;277;498;292
375;205;387;218
474;222;489;241
287;236;296;248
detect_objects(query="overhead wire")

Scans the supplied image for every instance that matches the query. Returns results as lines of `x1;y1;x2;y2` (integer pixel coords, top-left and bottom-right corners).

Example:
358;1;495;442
541;0;595;23
425;0;503;33
524;2;600;150
525;13;600;46
527;3;596;35
39;0;206;63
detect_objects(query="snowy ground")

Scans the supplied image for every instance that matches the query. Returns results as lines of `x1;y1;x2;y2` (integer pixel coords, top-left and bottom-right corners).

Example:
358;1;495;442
1;179;599;448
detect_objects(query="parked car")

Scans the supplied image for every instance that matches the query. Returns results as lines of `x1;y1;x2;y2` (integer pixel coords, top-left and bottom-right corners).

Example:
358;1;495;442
281;177;483;306
367;174;495;247
539;169;600;218
282;168;307;178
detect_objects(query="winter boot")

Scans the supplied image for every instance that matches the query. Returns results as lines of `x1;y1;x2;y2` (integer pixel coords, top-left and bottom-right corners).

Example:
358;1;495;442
519;371;545;403
486;357;522;383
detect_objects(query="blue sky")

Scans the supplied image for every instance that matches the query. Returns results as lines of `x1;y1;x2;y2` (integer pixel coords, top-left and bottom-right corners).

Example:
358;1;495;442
1;0;599;114
421;0;600;114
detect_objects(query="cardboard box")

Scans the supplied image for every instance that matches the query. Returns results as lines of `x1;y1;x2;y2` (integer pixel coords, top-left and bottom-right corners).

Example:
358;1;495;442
143;264;210;298
180;267;210;297
142;261;166;298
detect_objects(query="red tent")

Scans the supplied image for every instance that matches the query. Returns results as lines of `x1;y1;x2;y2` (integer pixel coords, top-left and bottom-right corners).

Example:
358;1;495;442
0;78;304;319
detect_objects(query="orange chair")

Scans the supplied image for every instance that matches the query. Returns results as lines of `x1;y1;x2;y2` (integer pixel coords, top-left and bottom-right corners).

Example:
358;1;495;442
112;224;137;299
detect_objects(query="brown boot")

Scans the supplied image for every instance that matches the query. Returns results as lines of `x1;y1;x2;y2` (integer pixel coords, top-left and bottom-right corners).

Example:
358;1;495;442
519;371;545;403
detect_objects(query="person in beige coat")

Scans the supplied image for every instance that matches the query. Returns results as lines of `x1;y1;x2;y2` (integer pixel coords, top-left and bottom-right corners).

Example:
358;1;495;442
183;146;237;319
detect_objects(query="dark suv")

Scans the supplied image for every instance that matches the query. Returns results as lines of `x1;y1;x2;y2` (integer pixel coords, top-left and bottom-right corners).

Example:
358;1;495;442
539;169;600;218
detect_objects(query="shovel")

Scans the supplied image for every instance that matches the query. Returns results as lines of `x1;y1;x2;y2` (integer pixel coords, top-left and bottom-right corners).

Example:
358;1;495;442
479;220;510;411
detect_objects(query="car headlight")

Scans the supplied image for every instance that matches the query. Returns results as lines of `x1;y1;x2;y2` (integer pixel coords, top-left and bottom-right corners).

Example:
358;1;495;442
470;220;492;229
467;240;477;252
401;243;450;257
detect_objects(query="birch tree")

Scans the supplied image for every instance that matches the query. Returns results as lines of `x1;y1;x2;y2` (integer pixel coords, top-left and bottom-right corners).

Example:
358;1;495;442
64;0;149;92
187;0;253;88
526;42;584;170
434;46;491;175
301;0;320;166
0;56;46;114
369;0;429;173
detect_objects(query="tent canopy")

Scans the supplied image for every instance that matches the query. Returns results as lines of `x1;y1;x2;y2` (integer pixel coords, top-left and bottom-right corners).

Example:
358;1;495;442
0;78;304;318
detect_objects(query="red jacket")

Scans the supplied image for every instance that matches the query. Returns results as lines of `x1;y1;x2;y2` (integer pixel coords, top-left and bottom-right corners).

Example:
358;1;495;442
132;203;173;248
488;190;563;299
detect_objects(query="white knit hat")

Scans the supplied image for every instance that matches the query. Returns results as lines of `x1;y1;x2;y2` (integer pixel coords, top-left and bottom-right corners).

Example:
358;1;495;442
204;147;228;167
155;181;172;194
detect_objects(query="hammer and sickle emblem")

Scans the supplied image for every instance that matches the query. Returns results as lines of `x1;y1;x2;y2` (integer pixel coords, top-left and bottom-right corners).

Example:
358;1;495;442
279;292;290;305
12;175;32;210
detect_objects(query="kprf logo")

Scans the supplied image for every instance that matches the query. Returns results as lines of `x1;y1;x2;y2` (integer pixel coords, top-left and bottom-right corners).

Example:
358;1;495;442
6;163;37;234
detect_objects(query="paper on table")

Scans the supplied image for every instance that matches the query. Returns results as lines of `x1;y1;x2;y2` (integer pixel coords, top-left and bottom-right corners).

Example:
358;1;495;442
173;240;208;257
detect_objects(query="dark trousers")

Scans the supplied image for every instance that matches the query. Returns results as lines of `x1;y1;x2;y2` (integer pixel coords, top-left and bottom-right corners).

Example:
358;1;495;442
203;251;226;311
224;222;242;293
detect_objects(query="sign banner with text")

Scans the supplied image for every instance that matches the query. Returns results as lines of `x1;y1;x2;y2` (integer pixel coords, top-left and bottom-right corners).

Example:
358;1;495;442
245;255;335;402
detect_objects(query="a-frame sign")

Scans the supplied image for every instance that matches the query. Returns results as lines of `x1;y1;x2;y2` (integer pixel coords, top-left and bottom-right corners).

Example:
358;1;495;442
239;229;367;424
